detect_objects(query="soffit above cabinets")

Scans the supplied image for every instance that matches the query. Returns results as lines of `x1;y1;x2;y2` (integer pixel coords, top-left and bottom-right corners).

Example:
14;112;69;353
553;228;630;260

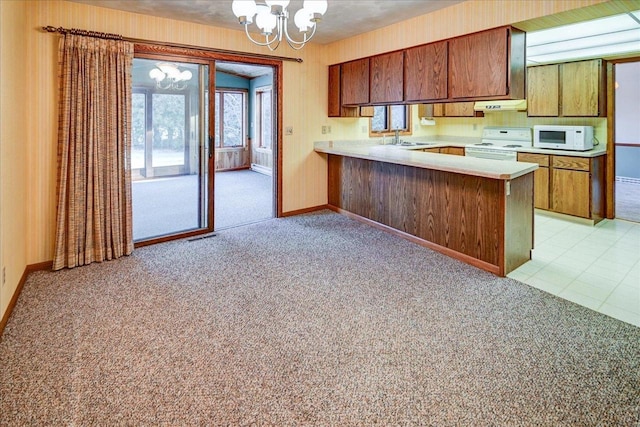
526;10;640;65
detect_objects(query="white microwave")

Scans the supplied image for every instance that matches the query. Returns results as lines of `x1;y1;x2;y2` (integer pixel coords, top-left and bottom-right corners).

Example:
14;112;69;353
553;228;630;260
533;125;594;151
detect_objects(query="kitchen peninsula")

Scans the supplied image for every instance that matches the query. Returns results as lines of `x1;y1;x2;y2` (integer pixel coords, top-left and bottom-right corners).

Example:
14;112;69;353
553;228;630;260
315;141;539;276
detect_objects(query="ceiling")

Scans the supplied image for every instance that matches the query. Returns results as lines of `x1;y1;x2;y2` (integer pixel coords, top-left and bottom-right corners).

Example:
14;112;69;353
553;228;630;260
66;0;465;45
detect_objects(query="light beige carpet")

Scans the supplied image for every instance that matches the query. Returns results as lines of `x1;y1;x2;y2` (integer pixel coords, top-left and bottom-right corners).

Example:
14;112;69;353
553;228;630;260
1;211;639;425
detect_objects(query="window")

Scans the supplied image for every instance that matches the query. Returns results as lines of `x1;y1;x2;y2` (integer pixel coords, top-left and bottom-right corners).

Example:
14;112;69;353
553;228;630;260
214;89;247;148
370;105;412;136
256;86;273;150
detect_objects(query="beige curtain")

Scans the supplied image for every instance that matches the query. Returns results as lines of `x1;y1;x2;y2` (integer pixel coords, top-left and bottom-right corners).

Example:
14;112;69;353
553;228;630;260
53;34;134;271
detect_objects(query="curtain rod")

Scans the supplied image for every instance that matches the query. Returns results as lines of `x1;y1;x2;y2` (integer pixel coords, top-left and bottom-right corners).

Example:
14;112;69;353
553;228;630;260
42;26;303;63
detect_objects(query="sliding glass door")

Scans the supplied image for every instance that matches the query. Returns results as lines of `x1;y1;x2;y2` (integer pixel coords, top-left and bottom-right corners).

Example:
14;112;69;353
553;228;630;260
131;57;213;242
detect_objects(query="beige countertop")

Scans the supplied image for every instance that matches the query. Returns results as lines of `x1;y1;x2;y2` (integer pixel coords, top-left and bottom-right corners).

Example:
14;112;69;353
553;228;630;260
314;140;538;180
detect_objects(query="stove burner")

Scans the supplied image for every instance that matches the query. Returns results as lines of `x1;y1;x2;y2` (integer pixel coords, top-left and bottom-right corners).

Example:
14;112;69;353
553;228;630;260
504;144;522;148
476;142;494;146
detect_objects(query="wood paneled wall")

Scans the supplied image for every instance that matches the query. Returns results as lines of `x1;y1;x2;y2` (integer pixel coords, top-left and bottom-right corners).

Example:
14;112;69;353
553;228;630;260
215;148;250;171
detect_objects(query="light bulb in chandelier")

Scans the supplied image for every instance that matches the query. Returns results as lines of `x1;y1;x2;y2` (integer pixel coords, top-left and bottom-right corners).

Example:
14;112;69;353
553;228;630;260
231;0;328;50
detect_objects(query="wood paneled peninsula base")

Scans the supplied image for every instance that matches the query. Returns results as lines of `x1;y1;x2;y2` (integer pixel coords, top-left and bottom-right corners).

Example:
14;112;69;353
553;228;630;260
315;142;538;276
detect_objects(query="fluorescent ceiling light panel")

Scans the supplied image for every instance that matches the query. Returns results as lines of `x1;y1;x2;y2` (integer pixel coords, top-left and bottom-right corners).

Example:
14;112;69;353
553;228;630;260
526;10;640;64
527;29;640;56
528;41;640;65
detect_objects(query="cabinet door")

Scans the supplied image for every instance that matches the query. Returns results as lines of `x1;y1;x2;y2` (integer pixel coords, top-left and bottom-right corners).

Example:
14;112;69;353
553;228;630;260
533;167;550;210
404;41;448;102
370;51;404;104
449;27;508;98
551;169;590;218
561;59;601;116
527;65;559;117
417;104;444;117
439;147;465;156
328;64;342;117
341;58;370;105
444;102;476;117
517;153;550;209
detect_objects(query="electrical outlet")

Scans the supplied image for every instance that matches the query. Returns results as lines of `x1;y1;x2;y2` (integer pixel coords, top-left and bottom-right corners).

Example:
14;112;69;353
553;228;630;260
322;126;327;134
285;126;293;135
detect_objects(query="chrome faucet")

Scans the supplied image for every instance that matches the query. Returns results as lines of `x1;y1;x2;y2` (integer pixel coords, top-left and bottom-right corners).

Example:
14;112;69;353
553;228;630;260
394;129;400;145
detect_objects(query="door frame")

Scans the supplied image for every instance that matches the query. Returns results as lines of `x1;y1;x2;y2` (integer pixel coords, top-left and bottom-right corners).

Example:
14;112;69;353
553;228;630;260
606;56;640;219
133;44;283;246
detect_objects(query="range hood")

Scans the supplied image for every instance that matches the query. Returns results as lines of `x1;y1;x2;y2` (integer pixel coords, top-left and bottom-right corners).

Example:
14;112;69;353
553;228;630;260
473;99;527;112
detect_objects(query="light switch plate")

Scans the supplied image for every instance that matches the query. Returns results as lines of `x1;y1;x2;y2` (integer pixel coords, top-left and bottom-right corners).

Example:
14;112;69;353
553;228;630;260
285;126;293;135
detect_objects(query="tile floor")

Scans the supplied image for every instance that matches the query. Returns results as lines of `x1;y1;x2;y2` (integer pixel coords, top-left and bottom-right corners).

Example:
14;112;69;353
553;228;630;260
508;212;640;327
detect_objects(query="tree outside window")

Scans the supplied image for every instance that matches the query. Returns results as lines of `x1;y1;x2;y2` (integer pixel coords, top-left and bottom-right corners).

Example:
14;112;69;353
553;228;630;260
215;89;247;148
370;105;412;136
256;86;272;150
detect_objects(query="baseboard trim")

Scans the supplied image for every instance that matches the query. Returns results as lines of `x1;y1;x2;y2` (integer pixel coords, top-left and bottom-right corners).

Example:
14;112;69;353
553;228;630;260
281;204;329;218
250;164;273;176
0;261;53;341
327;205;501;276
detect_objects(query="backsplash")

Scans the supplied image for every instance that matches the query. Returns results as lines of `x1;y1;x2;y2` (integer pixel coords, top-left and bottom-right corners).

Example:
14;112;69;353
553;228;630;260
433;112;608;148
329;109;607;149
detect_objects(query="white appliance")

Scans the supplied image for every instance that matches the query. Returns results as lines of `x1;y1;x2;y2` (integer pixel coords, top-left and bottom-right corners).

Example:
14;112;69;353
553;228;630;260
464;127;532;161
533;125;594;151
473;99;527;112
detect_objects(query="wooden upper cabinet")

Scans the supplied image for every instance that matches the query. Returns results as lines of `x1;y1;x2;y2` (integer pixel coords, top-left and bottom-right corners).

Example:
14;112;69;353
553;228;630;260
418;102;478;117
528;59;605;117
370;51;404;104
561;59;604;116
449;26;525;100
329;64;374;118
341;58;370;106
328;64;342;117
404;40;448;102
527;64;559;116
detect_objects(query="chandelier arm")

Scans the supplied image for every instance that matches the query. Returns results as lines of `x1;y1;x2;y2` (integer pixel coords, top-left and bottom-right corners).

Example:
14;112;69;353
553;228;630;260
282;22;316;48
243;24;280;48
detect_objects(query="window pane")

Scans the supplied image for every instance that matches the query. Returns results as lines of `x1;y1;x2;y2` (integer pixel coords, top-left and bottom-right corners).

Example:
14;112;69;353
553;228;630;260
371;106;388;132
223;92;243;147
260;90;272;149
152;93;185;167
214;92;221;147
131;93;146;169
390;105;407;131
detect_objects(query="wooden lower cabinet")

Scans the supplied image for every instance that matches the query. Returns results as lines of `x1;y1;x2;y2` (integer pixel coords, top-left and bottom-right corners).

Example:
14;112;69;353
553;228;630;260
517;153;549;210
551;168;590;218
419;146;465;155
439;146;465;156
517;152;605;222
327;154;534;276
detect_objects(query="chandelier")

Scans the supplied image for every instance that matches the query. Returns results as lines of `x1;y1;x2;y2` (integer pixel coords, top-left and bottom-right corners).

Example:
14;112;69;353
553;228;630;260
231;0;328;51
148;63;193;90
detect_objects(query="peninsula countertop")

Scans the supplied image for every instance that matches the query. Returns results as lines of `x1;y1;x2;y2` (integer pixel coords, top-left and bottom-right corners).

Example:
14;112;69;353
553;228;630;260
314;140;538;180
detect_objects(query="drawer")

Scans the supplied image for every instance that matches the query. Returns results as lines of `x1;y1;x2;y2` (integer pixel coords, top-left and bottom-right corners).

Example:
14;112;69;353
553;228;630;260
518;152;549;167
551;155;590;171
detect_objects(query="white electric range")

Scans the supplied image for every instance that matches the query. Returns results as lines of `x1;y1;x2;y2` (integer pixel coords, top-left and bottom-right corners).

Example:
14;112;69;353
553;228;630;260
464;127;533;161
